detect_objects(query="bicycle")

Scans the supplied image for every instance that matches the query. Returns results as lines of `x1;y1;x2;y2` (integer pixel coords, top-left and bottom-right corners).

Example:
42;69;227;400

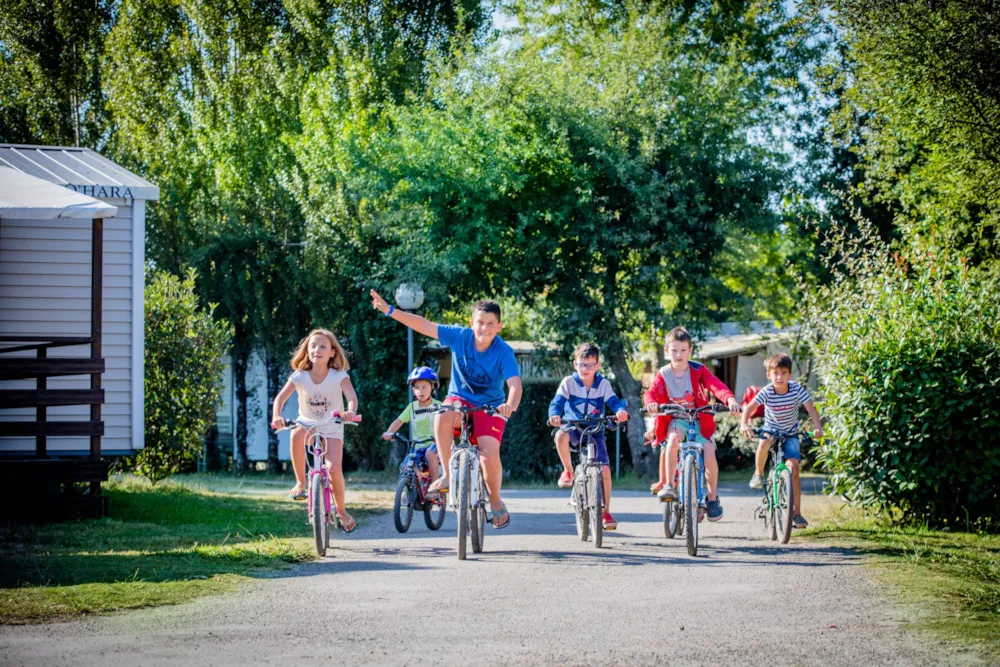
415;403;505;560
642;403;729;556
390;433;447;533
751;428;816;544
558;414;620;549
275;412;361;556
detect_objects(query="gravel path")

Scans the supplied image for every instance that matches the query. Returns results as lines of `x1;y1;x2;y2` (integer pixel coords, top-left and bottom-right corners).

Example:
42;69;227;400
0;482;978;666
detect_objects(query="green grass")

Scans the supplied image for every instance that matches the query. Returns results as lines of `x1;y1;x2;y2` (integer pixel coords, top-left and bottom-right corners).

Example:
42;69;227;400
801;503;1000;660
0;476;389;624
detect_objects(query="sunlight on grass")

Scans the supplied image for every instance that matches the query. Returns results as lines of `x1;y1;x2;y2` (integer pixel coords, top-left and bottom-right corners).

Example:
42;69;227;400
0;476;389;624
800;499;1000;660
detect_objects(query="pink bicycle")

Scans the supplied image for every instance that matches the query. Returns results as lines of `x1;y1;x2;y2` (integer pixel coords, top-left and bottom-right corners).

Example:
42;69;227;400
277;412;362;556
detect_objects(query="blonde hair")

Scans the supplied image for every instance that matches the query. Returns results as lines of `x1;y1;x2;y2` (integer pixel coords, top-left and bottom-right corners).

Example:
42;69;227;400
290;329;350;371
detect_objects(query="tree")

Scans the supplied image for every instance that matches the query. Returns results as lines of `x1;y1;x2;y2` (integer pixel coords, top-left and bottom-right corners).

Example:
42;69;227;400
292;0;825;475
0;0;113;146
826;0;1000;265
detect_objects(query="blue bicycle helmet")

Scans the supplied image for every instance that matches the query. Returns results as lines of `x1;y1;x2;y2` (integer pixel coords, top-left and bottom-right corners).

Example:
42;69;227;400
407;366;439;390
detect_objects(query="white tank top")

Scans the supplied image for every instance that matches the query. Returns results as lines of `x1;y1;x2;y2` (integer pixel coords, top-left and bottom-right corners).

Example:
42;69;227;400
290;369;348;434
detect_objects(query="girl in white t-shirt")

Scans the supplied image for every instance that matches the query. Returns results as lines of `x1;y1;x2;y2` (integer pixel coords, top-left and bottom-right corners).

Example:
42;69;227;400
271;328;359;532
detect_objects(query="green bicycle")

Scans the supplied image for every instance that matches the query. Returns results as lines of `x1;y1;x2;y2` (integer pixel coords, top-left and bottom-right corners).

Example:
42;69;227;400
752;428;815;544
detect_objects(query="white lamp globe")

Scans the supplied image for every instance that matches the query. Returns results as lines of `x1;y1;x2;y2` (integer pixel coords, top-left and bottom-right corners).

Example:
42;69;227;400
395;283;425;311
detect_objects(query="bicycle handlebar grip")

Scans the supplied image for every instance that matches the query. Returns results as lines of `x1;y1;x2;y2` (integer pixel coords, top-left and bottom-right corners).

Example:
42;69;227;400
330;412;363;423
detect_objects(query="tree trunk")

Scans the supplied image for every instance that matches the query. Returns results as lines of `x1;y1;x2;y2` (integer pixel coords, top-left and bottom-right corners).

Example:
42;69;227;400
204;425;223;471
233;344;250;475
265;349;281;473
606;346;654;479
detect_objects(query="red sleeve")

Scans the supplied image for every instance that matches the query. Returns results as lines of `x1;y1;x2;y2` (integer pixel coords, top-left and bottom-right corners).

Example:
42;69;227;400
699;366;734;404
644;371;668;406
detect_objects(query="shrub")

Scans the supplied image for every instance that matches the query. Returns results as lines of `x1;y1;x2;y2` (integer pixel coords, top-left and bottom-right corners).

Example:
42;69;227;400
136;270;232;483
807;223;1000;529
501;378;563;481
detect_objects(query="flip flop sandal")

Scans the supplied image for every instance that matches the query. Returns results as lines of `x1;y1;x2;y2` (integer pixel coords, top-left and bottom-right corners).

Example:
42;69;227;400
287;488;307;501
339;513;357;533
490;502;510;530
426;477;450;500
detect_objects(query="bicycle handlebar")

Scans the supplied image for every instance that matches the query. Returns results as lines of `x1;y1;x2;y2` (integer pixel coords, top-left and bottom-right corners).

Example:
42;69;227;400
640;403;730;417
414;404;506;418
751;427;817;444
390;432;436;447
273;412;362;431
556;414;621;434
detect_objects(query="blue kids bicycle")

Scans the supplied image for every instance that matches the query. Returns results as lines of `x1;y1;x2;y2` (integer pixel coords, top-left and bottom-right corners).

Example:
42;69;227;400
643;403;728;556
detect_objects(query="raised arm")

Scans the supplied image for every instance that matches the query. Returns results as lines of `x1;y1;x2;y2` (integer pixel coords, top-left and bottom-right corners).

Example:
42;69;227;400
370;289;438;339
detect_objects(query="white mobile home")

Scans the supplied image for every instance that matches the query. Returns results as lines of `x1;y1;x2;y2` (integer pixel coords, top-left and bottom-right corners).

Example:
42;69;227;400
0;144;158;458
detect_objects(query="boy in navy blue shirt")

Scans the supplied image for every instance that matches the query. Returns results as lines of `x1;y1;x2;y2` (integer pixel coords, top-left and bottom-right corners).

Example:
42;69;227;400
371;289;522;529
548;342;629;530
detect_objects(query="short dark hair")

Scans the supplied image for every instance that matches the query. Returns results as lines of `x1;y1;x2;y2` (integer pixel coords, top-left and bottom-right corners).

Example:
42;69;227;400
573;342;600;361
664;326;692;347
765;353;793;373
472;300;502;322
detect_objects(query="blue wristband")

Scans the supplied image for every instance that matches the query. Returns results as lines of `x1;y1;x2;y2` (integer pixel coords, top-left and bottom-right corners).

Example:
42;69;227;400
385;305;395;317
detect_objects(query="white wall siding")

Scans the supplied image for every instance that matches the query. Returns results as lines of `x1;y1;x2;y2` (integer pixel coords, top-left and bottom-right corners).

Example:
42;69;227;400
0;203;134;454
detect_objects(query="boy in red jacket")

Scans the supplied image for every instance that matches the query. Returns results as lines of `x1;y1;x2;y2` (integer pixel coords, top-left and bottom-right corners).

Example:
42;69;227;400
644;327;739;521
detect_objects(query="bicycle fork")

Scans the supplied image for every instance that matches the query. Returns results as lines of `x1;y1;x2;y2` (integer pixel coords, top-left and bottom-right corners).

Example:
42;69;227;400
448;446;482;511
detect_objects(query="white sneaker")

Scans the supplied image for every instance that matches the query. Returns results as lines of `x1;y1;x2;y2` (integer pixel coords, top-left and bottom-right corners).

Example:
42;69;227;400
749;473;763;490
657;485;677;501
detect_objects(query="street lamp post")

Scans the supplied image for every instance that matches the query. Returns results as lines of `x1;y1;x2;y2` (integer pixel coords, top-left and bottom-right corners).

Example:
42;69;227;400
394;284;425;445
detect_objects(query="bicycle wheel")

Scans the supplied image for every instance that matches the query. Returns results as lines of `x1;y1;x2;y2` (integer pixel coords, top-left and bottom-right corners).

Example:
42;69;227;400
574;467;589;542
311;475;327;557
777;467;793;544
766;476;778;541
393;475;414;533
589;469;604;549
455;451;470;560
663;500;678;538
423;487;447;530
683;456;698;556
471;471;487;554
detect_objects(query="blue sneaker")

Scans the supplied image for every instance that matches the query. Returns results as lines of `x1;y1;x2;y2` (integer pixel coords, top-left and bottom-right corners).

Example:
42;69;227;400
706;496;723;522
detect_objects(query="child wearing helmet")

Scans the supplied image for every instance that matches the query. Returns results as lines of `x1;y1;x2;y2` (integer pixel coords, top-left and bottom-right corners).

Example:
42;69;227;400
382;367;443;484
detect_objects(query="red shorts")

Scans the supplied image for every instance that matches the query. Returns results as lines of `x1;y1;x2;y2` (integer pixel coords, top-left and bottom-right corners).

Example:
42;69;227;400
445;396;507;445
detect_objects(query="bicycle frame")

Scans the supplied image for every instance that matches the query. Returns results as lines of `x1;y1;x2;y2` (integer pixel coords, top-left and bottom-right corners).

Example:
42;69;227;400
448;414;484;512
673;413;706;516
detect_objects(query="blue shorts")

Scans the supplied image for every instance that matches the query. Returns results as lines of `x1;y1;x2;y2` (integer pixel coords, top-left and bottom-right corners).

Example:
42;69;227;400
765;435;800;461
561;425;609;465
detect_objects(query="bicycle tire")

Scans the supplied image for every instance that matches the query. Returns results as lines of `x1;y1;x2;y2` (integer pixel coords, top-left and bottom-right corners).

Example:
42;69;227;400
393;475;414;533
423;488;447;530
455;451;470;560
777;467;793;544
574;467;589;542
471;471;486;553
766;476;778;541
664;500;678;538
683;455;698;556
311;475;327;557
590;469;604;549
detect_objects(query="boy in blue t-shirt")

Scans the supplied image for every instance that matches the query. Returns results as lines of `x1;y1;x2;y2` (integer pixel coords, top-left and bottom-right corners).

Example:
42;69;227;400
370;289;522;529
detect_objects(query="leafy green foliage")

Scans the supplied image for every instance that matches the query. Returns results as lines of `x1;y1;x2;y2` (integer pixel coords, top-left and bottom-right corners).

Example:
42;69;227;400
0;0;112;145
139;271;232;483
500;379;564;481
808;222;1000;529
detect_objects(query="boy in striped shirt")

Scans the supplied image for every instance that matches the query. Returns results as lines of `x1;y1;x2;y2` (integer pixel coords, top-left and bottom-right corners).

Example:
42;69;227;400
740;353;823;528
